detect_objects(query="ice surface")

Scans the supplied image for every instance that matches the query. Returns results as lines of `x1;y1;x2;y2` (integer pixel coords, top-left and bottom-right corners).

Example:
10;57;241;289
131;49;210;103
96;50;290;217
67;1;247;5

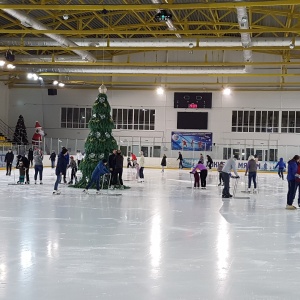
0;167;299;300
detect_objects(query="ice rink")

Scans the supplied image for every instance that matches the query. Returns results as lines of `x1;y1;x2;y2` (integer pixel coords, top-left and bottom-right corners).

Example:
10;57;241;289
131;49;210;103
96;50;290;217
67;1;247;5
0;167;299;300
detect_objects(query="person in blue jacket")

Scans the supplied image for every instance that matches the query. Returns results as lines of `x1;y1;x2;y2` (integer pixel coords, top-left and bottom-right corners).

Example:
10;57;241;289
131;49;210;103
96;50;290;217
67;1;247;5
83;159;110;194
53;148;68;195
286;155;300;210
274;157;286;180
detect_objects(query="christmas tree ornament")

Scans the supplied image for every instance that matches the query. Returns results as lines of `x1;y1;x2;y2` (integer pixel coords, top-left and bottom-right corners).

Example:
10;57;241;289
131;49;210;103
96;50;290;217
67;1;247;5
96;132;101;138
98;84;107;94
100;114;105;119
89;153;95;158
99;97;105;104
105;132;110;138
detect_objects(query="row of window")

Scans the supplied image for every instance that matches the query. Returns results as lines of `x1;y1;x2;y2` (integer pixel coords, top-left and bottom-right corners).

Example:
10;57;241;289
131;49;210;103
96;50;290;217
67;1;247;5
223;147;278;161
112;109;155;130
61;107;155;130
232;110;300;133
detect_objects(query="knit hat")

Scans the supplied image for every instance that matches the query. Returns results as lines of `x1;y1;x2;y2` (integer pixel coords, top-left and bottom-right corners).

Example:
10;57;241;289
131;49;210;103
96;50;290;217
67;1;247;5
62;148;68;155
102;159;108;163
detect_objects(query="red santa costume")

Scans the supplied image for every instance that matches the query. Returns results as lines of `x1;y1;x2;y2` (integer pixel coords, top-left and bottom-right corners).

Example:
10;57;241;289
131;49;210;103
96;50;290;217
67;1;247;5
32;121;45;147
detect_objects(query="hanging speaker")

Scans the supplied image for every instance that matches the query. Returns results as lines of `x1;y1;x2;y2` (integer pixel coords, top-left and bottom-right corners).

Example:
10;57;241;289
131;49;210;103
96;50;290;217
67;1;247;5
48;89;57;95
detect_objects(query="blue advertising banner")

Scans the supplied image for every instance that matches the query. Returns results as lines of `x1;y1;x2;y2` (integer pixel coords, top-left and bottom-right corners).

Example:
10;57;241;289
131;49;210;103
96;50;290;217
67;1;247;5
171;131;213;151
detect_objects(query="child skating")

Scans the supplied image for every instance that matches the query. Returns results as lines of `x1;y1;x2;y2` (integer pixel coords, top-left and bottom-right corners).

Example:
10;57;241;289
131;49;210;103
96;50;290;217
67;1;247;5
16;161;26;184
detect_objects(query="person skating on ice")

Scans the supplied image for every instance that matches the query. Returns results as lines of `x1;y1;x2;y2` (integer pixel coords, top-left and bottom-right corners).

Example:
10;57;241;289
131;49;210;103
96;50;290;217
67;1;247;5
67;156;78;185
28;148;33;168
108;149;117;187
177;152;183;169
76;150;83;167
138;151;145;182
16;161;26;184
217;162;225;186
161;154;167;172
53;148;68;195
33;147;44;184
4;149;14;176
245;155;257;193
49;150;56;169
112;150;124;189
221;154;240;198
83;159;110;194
286;155;300;210
206;155;213;170
16;154;30;184
190;161;208;189
274;157;286;180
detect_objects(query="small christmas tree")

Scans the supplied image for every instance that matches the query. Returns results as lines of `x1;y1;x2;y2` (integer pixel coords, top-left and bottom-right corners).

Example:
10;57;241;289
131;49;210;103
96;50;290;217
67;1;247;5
76;90;118;188
13;115;29;145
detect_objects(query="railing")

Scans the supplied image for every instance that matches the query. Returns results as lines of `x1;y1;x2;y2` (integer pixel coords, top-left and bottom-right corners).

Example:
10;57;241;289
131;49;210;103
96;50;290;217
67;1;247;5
0;118;21;144
0;135;299;163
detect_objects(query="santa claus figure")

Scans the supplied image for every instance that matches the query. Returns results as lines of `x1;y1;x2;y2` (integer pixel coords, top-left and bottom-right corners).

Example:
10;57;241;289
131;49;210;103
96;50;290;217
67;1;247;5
32;121;45;146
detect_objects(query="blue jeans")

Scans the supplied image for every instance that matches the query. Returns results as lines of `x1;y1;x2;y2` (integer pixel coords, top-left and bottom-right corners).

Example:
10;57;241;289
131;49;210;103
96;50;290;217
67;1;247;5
222;172;231;196
86;177;100;191
51;160;55;168
248;172;257;188
287;180;297;206
34;165;43;181
54;174;61;191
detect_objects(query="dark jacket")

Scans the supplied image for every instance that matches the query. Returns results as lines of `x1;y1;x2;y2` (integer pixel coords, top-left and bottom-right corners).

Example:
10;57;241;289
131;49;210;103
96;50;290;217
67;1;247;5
108;153;116;169
50;152;56;161
28;149;33;160
56;152;68;176
177;153;183;161
17;156;30;169
115;154;124;169
287;159;298;181
161;155;167;166
91;161;109;179
5;152;14;163
275;158;286;169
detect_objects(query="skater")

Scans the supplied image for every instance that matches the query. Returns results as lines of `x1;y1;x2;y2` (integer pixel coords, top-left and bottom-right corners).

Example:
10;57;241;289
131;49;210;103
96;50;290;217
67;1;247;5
191;161;208;189
33;147;44;184
286;155;300;210
127;155;132;168
245;155;257;193
28;148;34;167
76;150;83;167
199;154;204;164
61;147;69;183
112;150;124;188
177;152;183;169
108;149;116;186
274;158;286;180
130;152;137;167
16;155;30;184
16;161;26;184
138;151;145;182
4;149;14;176
83;159;110;194
217;162;225;186
191;169;200;188
206;155;213;169
221;154;240;198
161;154;167;172
68;156;77;184
49;150;56;169
53;148;68;195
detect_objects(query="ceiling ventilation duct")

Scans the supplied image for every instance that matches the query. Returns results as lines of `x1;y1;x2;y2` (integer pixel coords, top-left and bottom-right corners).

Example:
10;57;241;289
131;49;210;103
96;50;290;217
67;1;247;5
1;8;97;62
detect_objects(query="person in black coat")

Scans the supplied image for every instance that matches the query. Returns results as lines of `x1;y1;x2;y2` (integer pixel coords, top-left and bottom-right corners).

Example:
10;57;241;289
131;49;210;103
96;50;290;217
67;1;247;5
108;149;116;186
17;154;30;184
177;152;183;169
4;149;14;176
49;151;56;169
161;154;167;172
112;150;124;187
206;155;213;170
53;148;68;194
61;147;69;183
28;148;34;167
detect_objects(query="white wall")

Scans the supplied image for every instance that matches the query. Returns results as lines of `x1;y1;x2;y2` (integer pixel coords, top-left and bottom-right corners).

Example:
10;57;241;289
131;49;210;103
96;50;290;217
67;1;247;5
7;87;300;160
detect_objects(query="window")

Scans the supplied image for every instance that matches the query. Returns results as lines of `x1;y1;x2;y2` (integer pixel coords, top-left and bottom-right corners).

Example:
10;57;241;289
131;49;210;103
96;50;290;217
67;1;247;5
281;111;300;133
232;110;279;133
112;108;155;131
61;107;91;128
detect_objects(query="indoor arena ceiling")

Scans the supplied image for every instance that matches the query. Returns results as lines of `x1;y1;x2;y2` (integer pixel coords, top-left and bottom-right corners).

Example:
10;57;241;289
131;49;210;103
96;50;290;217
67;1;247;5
1;0;300;91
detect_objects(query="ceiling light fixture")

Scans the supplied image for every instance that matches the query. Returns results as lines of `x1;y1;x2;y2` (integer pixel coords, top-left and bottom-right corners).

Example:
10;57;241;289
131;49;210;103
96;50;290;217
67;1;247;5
63;14;69;20
7;64;15;69
222;87;231;95
0;60;5;67
53;80;58;85
156;86;165;95
58;82;65;87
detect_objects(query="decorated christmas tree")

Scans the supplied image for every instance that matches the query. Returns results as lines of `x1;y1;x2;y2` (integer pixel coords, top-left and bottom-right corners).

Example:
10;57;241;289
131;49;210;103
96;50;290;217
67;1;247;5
76;89;118;188
13;115;29;144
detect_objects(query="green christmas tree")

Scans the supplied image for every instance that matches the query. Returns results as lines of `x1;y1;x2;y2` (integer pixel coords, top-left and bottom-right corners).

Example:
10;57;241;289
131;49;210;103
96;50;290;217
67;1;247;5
13;115;29;145
76;91;118;188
